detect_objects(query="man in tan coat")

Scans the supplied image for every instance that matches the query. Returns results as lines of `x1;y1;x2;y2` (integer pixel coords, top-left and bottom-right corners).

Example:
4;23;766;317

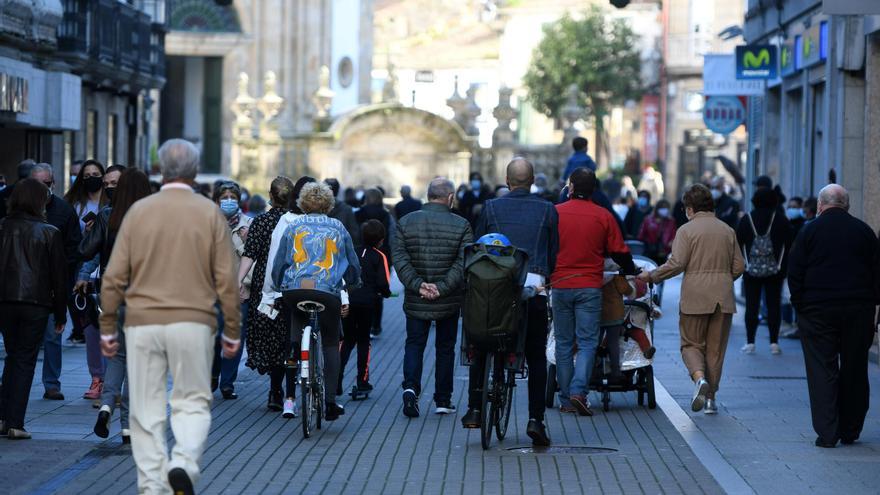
99;139;240;495
640;184;744;414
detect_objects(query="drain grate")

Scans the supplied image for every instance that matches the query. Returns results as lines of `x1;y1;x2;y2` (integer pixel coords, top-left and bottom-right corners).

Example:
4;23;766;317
748;376;807;380
505;445;617;455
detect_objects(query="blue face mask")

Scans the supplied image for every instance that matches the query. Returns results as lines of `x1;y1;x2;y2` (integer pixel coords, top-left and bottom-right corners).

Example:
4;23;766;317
220;199;239;217
786;207;803;220
638;197;649;208
470;180;482;191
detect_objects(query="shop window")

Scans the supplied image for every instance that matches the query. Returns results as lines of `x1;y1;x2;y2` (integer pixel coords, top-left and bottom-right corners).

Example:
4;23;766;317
86;110;97;160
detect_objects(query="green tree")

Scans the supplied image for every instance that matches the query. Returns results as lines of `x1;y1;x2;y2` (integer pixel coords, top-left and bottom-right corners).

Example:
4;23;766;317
523;7;643;165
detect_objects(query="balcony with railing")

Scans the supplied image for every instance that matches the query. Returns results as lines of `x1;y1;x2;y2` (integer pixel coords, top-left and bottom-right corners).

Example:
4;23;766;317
57;0;166;87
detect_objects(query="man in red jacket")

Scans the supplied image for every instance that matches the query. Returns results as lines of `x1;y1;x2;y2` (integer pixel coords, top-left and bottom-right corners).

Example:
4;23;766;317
551;167;636;416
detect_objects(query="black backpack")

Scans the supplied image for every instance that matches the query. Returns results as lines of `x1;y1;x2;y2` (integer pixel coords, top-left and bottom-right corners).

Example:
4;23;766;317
462;244;528;347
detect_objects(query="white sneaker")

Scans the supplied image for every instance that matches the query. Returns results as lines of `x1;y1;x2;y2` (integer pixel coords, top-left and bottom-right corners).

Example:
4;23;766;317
691;378;709;412
282;398;298;418
741;343;756;354
770;343;782;355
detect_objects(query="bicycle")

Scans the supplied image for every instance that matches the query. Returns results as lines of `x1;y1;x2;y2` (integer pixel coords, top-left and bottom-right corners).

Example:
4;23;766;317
478;349;524;450
288;300;326;439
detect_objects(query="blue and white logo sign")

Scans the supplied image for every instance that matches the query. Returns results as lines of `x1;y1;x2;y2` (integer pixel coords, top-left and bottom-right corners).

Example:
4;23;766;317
703;96;746;135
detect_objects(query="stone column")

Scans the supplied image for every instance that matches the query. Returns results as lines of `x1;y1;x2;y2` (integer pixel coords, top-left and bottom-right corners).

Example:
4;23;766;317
491;86;517;185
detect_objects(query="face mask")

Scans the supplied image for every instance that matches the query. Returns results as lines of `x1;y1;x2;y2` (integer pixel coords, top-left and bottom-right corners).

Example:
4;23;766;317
470;180;482;191
104;187;116;201
219;199;239;217
83;176;103;193
710;189;722;200
637;197;649;208
657;208;670;218
612;204;629;219
786;207;803;220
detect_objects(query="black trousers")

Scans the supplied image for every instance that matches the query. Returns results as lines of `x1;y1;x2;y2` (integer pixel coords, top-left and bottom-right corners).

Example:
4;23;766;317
468;296;549;421
743;274;784;344
340;304;374;389
0;303;50;429
799;304;875;443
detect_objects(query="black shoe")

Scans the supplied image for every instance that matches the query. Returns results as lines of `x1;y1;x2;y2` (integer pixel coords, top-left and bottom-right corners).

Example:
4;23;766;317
527;419;551;447
221;388;238;400
43;389;65;401
167;467;195;495
841;438;857;445
94;410;110;438
435;400;456;415
461;408;480;429
67;334;85;345
268;390;283;411
402;389;419;418
357;382;374;392
336;385;344;396
211;376;219;393
325;402;345;421
121;433;131;445
370;327;382;337
815;437;838;448
644;346;656;359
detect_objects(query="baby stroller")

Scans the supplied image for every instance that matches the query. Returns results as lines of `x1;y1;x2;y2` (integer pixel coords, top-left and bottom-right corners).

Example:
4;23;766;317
545;256;660;411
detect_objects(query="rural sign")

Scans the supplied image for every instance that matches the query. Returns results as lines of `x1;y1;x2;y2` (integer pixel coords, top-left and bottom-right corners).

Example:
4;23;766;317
703;95;746;135
736;46;778;80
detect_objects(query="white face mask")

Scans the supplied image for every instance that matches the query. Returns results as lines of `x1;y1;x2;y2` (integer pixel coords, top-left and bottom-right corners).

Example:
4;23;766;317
612;204;629;219
710;189;722;200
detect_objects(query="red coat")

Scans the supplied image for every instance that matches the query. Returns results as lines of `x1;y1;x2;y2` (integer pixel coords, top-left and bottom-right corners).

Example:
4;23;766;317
637;215;677;257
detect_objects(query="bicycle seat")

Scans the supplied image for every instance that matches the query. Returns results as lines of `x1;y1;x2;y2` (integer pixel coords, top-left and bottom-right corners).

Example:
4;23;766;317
296;300;326;313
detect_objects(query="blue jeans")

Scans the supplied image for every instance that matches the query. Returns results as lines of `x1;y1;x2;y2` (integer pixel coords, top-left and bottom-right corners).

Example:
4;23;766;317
42;314;63;392
212;301;249;391
553;288;602;405
402;316;458;402
101;311;129;429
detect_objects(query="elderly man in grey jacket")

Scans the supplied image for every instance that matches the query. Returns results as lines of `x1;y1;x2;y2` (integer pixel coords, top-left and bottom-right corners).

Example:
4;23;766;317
393;177;473;418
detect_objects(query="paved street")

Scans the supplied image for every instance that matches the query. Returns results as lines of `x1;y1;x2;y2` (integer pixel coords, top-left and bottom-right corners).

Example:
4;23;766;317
2;279;879;494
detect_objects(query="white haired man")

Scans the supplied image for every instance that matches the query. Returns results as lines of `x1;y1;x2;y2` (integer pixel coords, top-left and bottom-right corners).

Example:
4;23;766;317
99;139;240;493
788;184;880;448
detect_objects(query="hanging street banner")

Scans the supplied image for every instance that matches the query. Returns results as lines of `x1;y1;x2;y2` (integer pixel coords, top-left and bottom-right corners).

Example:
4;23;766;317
642;94;660;163
703;95;746;135
703;54;765;96
736;45;778;80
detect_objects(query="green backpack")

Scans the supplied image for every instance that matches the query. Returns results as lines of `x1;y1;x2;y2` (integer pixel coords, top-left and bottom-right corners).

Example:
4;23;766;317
462;244;526;347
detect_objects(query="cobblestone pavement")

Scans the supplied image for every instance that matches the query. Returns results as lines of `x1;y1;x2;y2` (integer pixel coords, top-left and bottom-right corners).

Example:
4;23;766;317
650;277;880;495
4;296;723;495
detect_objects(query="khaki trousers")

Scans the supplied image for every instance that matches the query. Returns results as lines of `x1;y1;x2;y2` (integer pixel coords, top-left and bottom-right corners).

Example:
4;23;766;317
679;307;733;399
126;322;213;495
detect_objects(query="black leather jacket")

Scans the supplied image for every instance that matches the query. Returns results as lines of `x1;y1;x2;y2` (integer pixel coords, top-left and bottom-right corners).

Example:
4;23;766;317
0;213;68;323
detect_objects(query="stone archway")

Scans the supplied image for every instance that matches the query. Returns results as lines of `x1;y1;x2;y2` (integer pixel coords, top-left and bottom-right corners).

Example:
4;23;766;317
298;103;475;198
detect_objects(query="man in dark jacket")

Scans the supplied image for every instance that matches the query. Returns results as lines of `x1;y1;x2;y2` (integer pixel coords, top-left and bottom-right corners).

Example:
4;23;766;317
465;157;557;446
788;184;880;448
394;185;422;220
711;176;741;229
325;178;361;248
0;159;36;219
30;163;81;400
393;178;473;418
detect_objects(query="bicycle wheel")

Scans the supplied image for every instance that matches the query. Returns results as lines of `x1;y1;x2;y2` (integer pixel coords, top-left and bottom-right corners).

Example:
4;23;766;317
496;368;515;441
314;327;324;430
480;352;495;450
301;325;316;439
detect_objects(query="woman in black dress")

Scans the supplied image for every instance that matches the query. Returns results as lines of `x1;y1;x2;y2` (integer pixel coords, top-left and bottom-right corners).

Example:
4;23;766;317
238;176;295;413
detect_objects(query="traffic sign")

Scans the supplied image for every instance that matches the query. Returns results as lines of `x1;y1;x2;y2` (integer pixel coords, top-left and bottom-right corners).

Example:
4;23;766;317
703;96;746;135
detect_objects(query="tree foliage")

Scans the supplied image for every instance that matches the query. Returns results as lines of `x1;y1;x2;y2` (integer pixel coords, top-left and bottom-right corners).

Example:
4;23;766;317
523;7;643;120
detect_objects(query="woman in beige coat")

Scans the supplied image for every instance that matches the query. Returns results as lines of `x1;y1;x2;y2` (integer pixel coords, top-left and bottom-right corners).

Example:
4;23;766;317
639;184;744;414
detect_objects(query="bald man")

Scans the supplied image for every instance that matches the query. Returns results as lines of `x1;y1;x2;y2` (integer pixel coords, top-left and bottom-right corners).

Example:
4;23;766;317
468;157;558;446
788;184;880;448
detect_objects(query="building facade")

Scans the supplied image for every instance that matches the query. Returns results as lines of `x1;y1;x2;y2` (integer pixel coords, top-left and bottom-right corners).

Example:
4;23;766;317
159;0;373;178
744;0;880;231
660;0;746;202
0;0;165;189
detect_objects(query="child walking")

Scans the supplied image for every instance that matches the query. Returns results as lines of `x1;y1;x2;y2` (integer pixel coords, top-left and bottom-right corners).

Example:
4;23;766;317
338;220;391;395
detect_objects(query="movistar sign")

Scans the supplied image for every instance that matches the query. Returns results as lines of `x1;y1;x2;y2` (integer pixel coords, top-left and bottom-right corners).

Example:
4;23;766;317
736;45;778;80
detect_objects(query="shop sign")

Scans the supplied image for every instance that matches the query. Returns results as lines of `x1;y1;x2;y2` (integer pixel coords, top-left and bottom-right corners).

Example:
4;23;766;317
703;95;746;135
780;39;797;77
0;73;28;113
736;45;778;80
799;22;827;69
823;0;880;14
703;54;765;96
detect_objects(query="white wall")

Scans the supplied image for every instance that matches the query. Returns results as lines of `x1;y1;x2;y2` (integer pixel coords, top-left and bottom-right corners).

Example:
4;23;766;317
331;0;361;116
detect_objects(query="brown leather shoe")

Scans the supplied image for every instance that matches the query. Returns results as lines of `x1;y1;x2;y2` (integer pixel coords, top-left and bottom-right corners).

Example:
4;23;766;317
570;395;594;416
43;389;65;401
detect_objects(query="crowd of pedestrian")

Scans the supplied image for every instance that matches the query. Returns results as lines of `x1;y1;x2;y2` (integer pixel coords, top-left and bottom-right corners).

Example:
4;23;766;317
0;132;877;494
